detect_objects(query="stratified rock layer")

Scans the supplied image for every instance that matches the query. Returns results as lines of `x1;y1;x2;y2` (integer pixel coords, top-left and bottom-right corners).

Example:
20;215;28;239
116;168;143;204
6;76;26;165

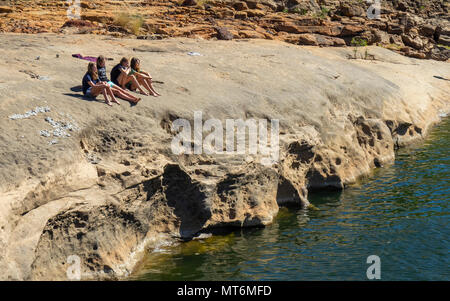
0;1;449;60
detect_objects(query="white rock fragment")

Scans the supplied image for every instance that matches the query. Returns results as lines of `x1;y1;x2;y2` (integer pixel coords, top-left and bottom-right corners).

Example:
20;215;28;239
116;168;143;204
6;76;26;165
44;116;79;138
9;106;51;120
40;130;51;137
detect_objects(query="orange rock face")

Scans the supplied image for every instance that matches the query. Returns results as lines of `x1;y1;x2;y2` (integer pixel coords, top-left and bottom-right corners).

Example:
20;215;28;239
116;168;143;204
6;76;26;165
0;0;448;60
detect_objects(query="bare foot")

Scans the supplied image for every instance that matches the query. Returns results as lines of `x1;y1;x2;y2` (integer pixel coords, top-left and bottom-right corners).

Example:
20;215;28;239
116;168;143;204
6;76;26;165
134;97;141;102
140;91;149;96
112;99;121;105
105;100;113;106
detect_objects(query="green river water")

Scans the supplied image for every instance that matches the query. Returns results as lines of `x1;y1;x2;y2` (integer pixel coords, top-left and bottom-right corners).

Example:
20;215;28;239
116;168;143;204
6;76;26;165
133;118;449;281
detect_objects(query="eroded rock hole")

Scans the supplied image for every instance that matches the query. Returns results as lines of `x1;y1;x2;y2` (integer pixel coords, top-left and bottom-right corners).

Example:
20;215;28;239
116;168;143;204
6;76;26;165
288;141;314;163
276;178;301;206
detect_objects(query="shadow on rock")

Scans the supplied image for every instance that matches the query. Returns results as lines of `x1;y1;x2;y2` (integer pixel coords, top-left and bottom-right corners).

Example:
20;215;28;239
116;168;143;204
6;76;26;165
162;164;211;239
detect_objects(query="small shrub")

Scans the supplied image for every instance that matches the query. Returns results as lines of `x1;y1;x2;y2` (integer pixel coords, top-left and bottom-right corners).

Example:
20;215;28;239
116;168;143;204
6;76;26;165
114;13;131;28
351;37;368;47
319;7;329;19
113;13;144;35
350;37;369;59
196;0;207;8
291;7;307;15
128;15;144;35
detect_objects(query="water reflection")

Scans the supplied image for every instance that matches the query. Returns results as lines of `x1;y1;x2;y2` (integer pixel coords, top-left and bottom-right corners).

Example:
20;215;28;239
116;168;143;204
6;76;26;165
133;118;449;280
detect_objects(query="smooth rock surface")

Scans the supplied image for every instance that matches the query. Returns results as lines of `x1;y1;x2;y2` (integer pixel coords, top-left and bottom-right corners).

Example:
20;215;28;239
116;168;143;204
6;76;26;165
0;33;449;280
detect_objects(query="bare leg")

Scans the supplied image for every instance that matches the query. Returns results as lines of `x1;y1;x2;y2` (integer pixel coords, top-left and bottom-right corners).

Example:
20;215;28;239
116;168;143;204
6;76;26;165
112;86;140;102
118;73;147;95
135;73;160;96
113;89;140;103
106;86;120;105
137;77;154;95
91;85;112;106
144;78;160;96
129;75;148;95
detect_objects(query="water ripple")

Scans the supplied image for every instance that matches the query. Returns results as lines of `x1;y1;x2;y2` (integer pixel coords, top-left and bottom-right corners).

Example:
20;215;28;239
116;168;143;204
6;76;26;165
133;118;450;281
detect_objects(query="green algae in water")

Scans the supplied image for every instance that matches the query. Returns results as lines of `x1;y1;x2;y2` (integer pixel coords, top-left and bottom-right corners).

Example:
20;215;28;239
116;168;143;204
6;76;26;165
133;118;450;281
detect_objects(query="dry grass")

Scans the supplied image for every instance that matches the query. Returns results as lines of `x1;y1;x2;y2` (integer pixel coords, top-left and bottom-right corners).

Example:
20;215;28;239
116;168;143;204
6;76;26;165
113;13;144;35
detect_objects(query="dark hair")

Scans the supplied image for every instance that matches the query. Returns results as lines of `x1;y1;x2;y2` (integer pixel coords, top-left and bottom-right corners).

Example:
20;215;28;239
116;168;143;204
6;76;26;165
120;57;129;65
87;62;98;81
130;57;140;72
96;55;105;69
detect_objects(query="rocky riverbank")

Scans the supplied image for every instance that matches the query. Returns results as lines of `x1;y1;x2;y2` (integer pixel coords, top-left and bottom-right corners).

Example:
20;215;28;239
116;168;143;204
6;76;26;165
0;0;449;61
0;33;449;280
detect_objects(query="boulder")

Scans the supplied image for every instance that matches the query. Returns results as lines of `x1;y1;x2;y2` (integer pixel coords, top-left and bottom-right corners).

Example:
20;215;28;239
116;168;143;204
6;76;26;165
246;9;266;18
402;34;424;50
390;34;404;46
235;11;248;20
239;30;266;39
245;0;277;11
338;4;365;17
181;0;197;6
339;25;365;36
233;1;249;11
314;34;346;47
297;33;319;45
360;30;378;45
419;24;436;37
397;1;408;11
214;7;235;19
429;46;450;61
407;51;427;59
372;29;390;44
438;35;450;47
215;26;234;40
387;23;404;35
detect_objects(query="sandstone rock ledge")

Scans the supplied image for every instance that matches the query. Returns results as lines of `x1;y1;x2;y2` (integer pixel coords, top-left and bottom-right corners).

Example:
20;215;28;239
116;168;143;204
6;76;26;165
0;34;448;280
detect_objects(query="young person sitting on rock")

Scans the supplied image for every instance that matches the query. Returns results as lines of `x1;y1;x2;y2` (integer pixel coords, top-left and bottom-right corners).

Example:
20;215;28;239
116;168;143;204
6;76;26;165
82;62;120;106
110;57;148;96
130;57;161;97
96;55;141;104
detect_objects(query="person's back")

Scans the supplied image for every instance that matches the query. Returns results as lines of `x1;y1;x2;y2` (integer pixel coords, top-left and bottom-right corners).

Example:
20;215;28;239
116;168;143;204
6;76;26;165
110;63;122;85
98;66;109;82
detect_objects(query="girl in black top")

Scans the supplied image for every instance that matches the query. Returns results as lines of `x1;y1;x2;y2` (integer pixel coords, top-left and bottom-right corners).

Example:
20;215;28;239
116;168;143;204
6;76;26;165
97;56;141;104
82;62;119;106
110;57;148;95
